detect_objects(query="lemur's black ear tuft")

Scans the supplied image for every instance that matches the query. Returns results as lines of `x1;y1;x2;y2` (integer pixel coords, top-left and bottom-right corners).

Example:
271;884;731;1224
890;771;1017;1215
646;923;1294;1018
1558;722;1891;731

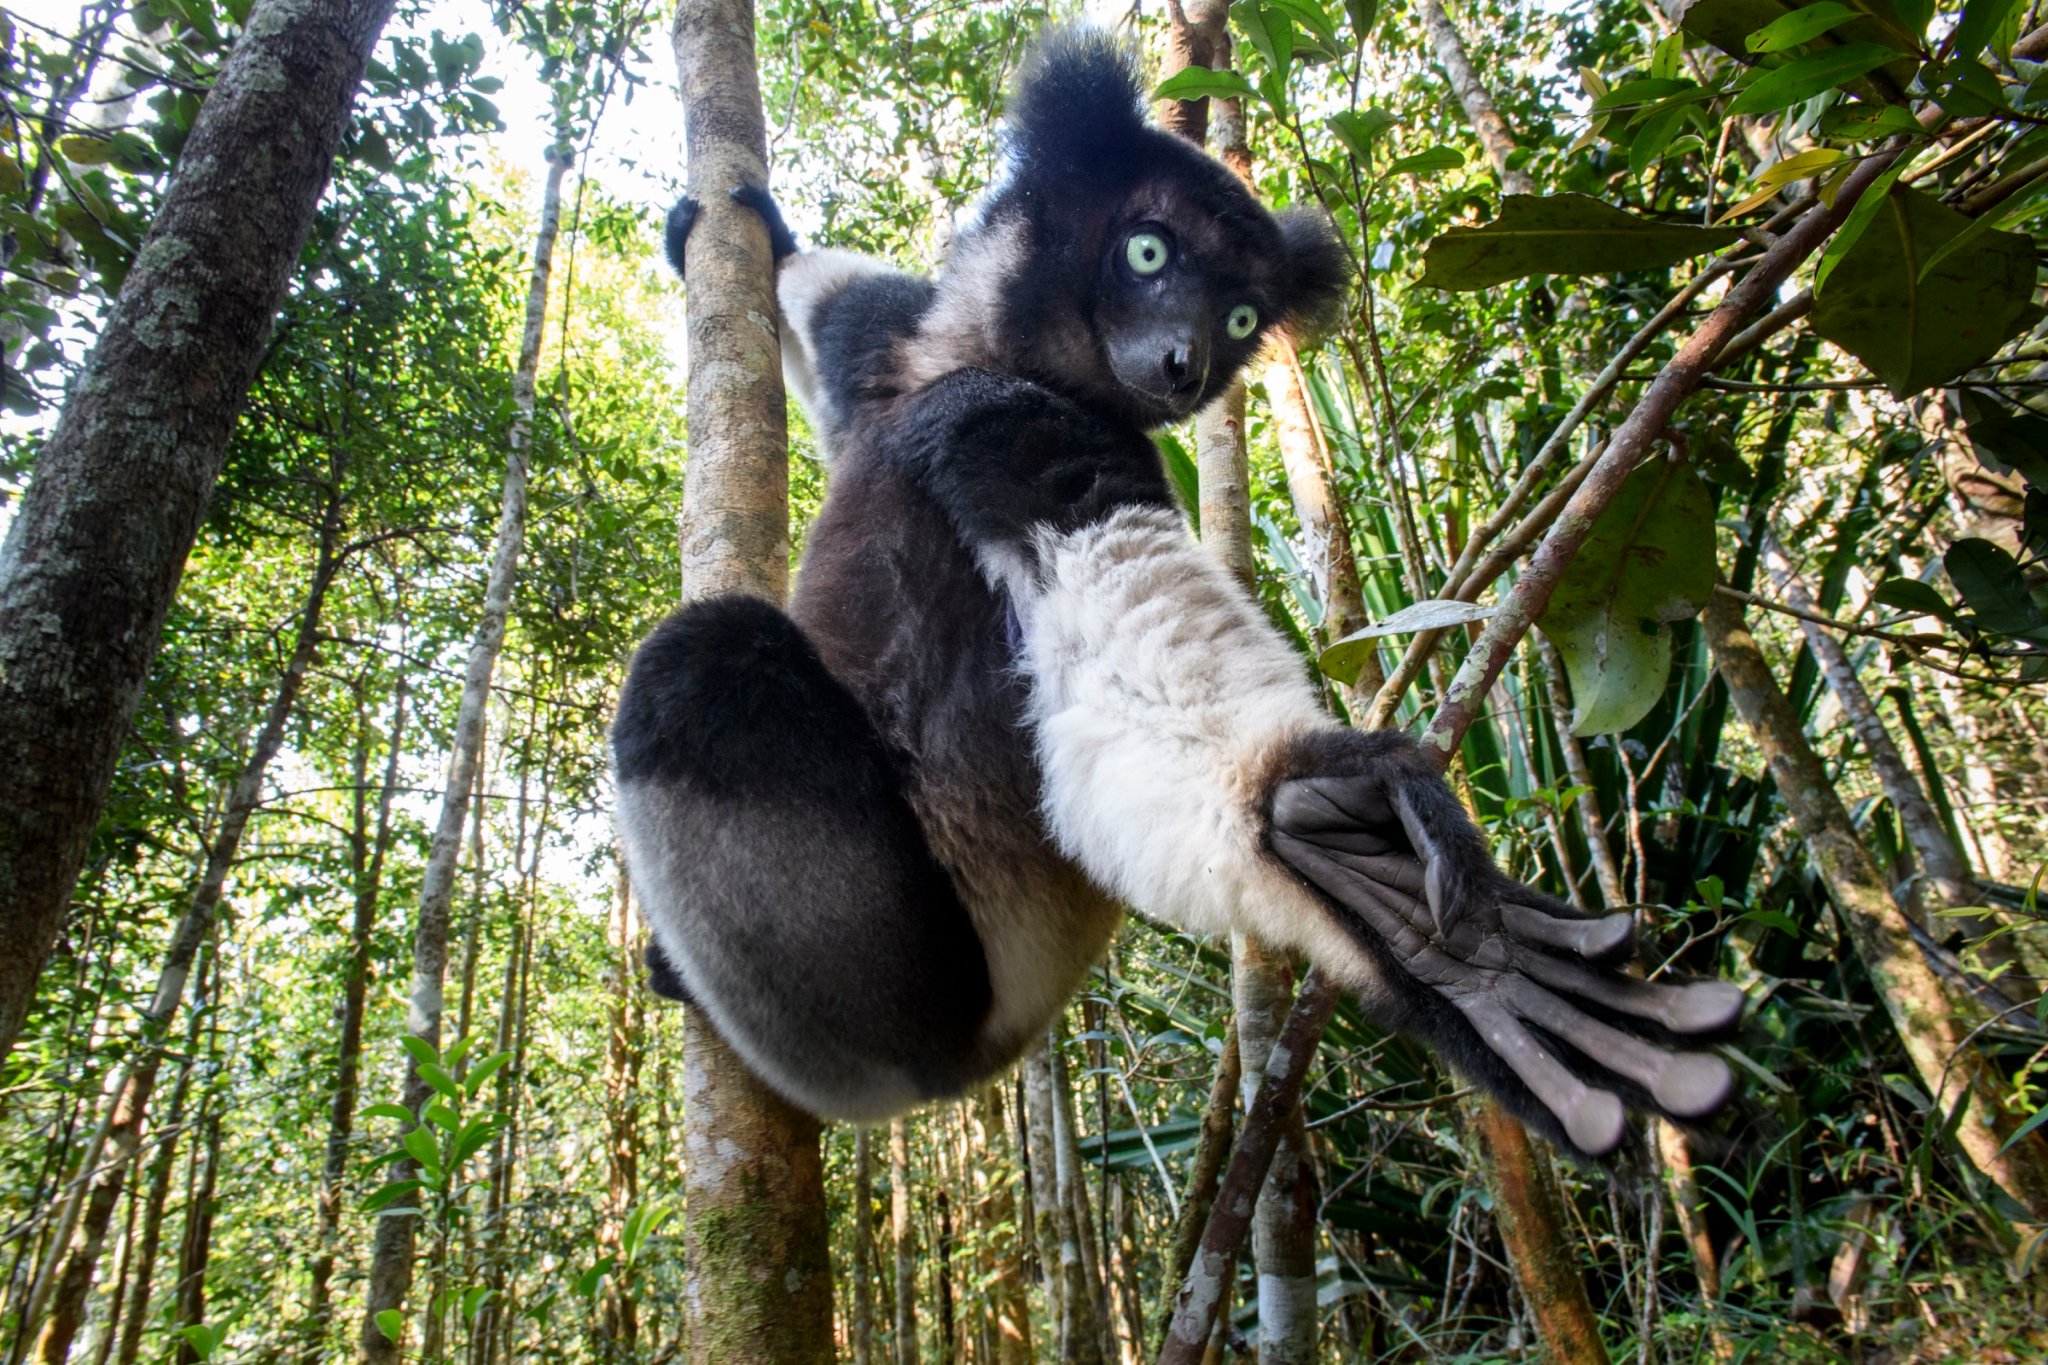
1276;208;1352;335
1004;29;1148;176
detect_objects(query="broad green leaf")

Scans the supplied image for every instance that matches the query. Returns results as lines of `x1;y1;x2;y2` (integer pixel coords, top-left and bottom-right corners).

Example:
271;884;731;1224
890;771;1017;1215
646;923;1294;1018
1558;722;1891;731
464;1049;511;1095
1951;0;2023;60
361;1102;415;1124
1917;177;2048;281
425;1100;462;1132
1593;76;1694;112
400;1035;437;1068
1812;148;1923;292
1418;194;1741;291
1684;0;1918;63
1328;108;1395;161
360;1179;426;1213
375;1310;405;1345
1957;398;2048;488
1265;0;1343;55
452;1117;498;1165
1746;1;1857;52
419;1061;461;1102
1237;5;1292;89
1153;66;1256;104
56;134;114;164
1386;147;1464;177
462;1287;495;1323
1535;460;1716;736
1727;44;1896;116
1652;29;1686;76
178;1326;221;1361
1810;186;2043;397
1871;578;1956;621
1343;0;1378;37
1945;539;2045;636
1318;601;1496;684
402;1125;443;1175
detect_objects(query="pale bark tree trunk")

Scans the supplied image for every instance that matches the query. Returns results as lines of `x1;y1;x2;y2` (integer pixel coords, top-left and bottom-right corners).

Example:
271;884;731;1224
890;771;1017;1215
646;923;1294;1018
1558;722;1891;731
357;145;565;1365
891;1120;918;1365
306;667;409;1358
1048;1040;1111;1365
667;2;831;1359
1020;1048;1065;1343
1230;938;1318;1364
1268;345;1381;706
1702;593;2048;1224
968;1087;1032;1365
0;0;399;1070
1417;0;1533;194
1537;639;1628;907
853;1128;876;1365
32;485;346;1363
935;1189;955;1365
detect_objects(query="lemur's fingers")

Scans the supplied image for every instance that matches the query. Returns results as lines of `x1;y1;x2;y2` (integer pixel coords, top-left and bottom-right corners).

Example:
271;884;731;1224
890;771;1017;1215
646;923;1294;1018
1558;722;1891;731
1452;994;1628;1155
1271;772;1484;933
1502;903;1635;960
1500;977;1733;1117
1516;951;1745;1034
728;184;801;261
663;195;702;279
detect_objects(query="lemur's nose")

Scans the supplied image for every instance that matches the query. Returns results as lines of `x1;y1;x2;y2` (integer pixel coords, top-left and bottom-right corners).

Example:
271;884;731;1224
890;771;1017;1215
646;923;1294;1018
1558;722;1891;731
1164;344;1201;392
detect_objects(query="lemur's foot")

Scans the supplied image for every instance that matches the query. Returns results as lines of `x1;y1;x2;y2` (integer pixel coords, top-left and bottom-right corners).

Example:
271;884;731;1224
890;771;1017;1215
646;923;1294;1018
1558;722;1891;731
662;195;701;278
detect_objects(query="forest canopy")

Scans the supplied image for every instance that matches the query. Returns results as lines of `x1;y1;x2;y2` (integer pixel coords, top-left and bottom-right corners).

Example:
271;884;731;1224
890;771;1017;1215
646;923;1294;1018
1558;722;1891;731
1;0;2046;1362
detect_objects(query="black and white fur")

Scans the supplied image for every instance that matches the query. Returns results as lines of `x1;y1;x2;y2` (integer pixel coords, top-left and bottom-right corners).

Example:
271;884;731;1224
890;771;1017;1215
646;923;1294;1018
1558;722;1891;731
616;31;1742;1156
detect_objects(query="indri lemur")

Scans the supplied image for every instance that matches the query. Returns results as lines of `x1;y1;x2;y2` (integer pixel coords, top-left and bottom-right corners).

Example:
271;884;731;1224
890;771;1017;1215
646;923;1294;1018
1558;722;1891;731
614;30;1742;1156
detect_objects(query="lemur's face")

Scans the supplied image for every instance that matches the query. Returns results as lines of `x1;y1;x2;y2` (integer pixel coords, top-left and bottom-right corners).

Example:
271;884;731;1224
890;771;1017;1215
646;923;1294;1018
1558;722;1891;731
1092;180;1289;425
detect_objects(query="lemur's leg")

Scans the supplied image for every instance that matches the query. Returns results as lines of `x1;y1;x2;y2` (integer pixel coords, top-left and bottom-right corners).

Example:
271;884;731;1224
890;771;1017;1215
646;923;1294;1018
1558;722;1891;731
662;185;799;280
895;370;1743;1156
612;594;993;1121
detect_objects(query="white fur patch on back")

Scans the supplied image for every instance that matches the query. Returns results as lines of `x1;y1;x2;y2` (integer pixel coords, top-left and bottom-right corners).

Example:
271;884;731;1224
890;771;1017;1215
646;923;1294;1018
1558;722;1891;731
901;216;1026;387
1010;506;1392;993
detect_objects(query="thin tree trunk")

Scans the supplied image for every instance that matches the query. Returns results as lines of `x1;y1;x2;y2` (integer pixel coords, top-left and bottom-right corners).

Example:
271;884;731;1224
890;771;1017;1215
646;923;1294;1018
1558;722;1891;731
171;1108;223;1365
1417;0;1533;194
1152;1026;1238;1353
88;1145;140;1365
935;1190;955;1365
666;1;831;1359
357;145;564;1365
32;491;345;1363
1758;544;2022;985
1702;593;2048;1223
1230;939;1318;1364
1020;1049;1065;1345
974;1088;1032;1365
307;666;409;1358
1537;638;1627;907
891;1120;918;1365
110;943;209;1365
853;1129;876;1365
1048;1041;1110;1365
0;0;398;1069
600;865;642;1354
1469;1103;1611;1364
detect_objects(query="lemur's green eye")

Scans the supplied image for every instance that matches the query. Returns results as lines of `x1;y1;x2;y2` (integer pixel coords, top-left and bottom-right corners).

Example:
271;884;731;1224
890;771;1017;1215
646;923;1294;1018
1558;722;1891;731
1226;304;1259;340
1125;231;1170;276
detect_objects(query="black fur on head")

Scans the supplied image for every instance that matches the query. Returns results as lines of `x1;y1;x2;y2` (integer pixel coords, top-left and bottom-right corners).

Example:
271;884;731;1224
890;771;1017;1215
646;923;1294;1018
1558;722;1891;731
932;28;1351;428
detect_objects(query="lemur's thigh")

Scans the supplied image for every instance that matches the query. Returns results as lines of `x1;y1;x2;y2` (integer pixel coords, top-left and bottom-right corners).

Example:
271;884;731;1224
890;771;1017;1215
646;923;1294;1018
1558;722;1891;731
612;594;993;1120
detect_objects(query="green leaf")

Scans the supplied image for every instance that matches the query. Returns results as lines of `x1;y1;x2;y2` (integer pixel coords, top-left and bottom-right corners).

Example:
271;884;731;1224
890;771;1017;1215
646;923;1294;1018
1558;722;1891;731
425;1100;462;1132
1745;2;1858;52
1871;578;1956;621
1810;186;2043;397
177;1326;221;1361
1951;0;2023;60
360;1179;426;1213
1418;194;1741;291
1535;460;1716;736
1386;146;1464;177
452;1117;498;1165
1343;0;1378;37
402;1125;443;1175
400;1035;438;1068
461;1286;495;1323
1727;43;1896;116
1652;29;1687;76
464;1049;512;1096
1237;4;1292;89
419;1061;462;1102
1957;399;2048;489
1917;177;2048;281
361;1103;416;1124
2000;1101;2048;1155
375;1310;405;1345
1328;108;1395;162
1945;539;2045;636
1264;0;1343;55
1153;66;1256;104
1318;600;1496;685
56;134;114;164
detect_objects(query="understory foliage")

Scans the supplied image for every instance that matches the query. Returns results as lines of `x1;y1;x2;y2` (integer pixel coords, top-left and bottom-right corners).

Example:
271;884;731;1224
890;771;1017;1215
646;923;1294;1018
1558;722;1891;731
3;0;2048;1361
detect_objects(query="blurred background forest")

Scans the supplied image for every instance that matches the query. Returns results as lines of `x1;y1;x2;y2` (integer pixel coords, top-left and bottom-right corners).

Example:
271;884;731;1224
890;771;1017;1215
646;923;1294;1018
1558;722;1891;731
2;0;2047;1360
